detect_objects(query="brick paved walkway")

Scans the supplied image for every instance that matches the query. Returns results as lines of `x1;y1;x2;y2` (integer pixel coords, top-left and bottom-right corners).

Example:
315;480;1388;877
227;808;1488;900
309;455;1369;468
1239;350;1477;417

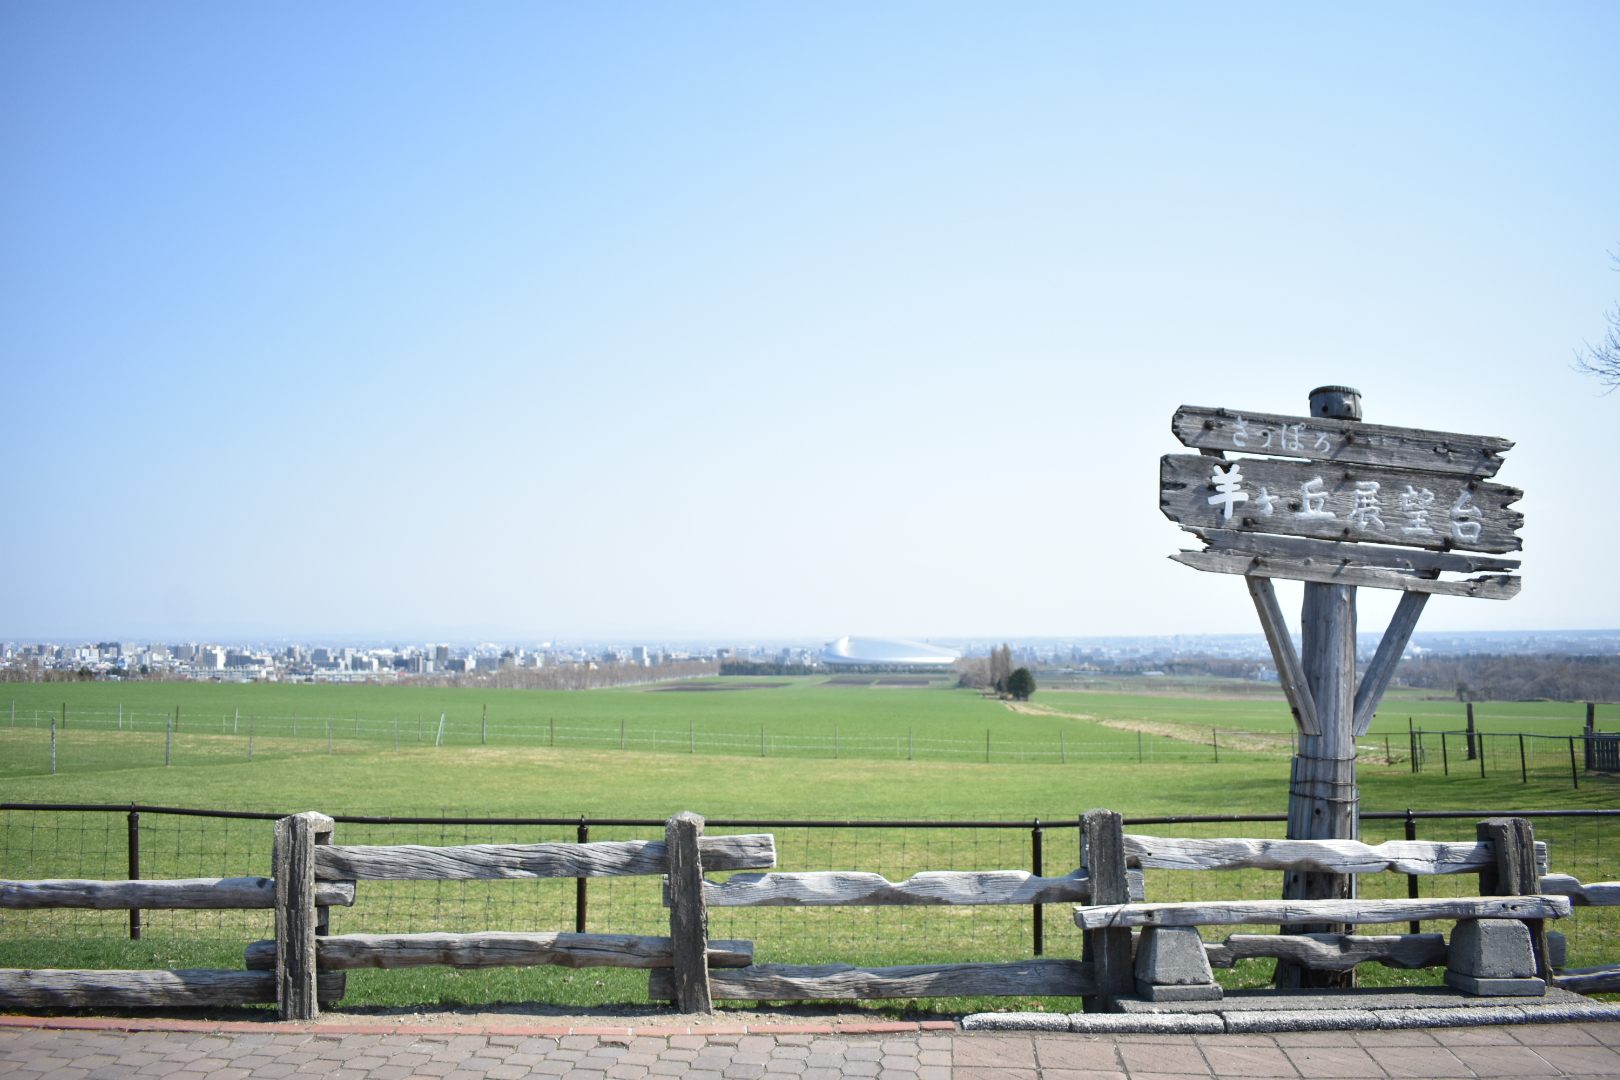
2;1020;1619;1078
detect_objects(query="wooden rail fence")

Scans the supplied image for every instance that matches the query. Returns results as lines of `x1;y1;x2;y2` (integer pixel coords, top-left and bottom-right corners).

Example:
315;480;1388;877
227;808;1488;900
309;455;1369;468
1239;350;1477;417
3;808;1618;1017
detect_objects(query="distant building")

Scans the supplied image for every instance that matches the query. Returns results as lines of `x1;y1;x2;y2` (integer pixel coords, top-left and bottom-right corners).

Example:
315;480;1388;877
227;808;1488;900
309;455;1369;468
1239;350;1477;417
820;636;959;668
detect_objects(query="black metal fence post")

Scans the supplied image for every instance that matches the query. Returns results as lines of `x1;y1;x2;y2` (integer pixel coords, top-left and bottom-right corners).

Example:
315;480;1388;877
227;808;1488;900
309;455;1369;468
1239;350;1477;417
1031;820;1044;957
1404;810;1420;934
1570;738;1580;790
1519;734;1527;784
127;807;141;940
1441;732;1449;776
575;818;589;933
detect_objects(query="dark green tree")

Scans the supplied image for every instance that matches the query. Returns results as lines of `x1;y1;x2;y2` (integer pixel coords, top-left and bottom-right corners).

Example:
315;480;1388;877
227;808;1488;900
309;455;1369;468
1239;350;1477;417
1007;667;1036;701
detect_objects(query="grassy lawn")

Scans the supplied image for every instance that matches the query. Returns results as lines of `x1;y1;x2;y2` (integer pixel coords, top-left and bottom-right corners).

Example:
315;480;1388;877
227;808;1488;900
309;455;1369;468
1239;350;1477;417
3;678;1616;1014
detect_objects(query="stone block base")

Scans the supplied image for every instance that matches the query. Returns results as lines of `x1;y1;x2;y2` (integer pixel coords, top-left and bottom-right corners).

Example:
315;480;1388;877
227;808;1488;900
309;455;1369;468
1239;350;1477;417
1444;972;1546;997
1135;978;1223;1002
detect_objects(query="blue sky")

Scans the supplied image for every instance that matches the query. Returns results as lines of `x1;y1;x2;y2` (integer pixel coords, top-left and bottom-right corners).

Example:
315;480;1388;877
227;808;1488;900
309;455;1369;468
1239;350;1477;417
3;3;1618;642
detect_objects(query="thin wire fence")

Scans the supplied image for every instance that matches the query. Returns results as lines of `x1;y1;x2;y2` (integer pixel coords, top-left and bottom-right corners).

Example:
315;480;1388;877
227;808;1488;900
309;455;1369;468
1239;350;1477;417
6;700;1613;776
0;705;1321;774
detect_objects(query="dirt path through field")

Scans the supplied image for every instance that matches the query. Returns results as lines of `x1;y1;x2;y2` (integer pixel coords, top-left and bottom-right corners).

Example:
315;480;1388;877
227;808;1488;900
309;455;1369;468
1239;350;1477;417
1002;701;1292;754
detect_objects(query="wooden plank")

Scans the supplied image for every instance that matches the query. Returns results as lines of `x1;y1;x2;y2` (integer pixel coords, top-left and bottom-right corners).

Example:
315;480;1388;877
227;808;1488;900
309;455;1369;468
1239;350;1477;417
1172;550;1520;599
1082;809;1133;1009
1478;819;1539;896
651;960;1094;1001
690;868;1144;907
1205;933;1447;971
1278;578;1360;991
1555;966;1620;995
275;811;332;1022
1122;834;1536;876
0;968;345;1009
1160;454;1523;554
1353;590;1429;735
1245;576;1319;734
1193;528;1521;574
314;834;775;881
0;877;354;910
1075;894;1571;931
244;933;753;971
1539;874;1620;907
665;811;711;1013
1479;817;1550;983
1170;405;1511;477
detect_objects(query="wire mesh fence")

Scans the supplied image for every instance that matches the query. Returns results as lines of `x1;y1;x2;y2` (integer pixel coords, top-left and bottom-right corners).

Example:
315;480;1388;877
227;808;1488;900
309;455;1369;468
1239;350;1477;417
1406;729;1620;789
4;802;1617;1006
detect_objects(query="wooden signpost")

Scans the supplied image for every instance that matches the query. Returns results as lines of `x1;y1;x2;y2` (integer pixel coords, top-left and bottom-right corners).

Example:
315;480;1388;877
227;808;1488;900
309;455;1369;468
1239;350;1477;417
1160;387;1523;989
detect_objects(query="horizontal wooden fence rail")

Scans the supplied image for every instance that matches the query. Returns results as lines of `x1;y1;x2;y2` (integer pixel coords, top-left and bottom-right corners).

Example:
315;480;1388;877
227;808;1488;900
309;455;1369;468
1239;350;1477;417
1204;932;1449;972
1076;894;1572;931
690;868;1145;908
0;865;353;1014
245;932;754;971
313;834;776;880
0;969;346;1010
1538;874;1620;907
1123;834;1549;876
659;842;1128;1002
0;877;355;910
652;959;1096;1001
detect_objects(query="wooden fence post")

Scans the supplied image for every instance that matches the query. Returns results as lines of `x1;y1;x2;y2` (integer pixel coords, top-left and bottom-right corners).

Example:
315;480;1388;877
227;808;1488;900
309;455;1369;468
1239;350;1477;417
1081;809;1133;1010
665;810;712;1013
1477;816;1550;982
275;811;334;1020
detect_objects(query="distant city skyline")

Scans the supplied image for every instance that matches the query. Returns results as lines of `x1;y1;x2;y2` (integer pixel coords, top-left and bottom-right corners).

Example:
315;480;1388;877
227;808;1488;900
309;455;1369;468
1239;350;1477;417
4;5;1618;641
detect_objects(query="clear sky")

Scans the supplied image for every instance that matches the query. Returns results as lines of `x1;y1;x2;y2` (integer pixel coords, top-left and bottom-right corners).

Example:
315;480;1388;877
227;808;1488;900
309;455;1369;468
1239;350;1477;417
3;3;1618;643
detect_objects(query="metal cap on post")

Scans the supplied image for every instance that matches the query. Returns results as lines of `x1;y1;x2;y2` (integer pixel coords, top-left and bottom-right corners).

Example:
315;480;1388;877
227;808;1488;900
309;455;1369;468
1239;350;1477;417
1308;385;1362;420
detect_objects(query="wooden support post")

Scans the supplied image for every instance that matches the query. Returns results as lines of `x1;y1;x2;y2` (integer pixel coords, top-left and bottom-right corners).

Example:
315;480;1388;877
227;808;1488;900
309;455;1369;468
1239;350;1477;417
665;811;711;1013
1466;703;1477;761
274;811;334;1021
1278;385;1362;991
1246;575;1318;735
1081;809;1133;1010
1352;591;1428;735
1477;817;1550;983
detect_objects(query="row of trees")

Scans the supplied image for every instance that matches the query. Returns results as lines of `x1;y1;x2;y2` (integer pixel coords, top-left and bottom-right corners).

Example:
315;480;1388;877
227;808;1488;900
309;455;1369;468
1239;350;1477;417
955;644;1035;700
1396;653;1620;703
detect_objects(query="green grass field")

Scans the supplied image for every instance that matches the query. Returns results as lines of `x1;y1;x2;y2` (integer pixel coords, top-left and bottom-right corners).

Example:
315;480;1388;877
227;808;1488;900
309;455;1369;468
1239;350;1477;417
2;676;1616;1014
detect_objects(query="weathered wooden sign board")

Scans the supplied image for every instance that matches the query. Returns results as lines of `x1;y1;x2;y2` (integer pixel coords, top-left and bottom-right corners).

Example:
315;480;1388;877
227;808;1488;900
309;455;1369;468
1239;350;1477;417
1162;404;1523;597
1159;387;1523;991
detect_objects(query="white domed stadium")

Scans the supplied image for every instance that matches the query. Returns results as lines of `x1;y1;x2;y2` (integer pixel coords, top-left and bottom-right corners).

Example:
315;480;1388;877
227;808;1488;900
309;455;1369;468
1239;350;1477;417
820;636;960;668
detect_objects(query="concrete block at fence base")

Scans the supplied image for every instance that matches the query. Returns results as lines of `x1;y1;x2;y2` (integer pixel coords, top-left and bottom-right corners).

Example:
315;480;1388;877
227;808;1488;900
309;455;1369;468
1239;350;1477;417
1446;917;1543;997
1134;980;1224;1002
1444;972;1545;996
1134;926;1221;1002
1448;918;1537;980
